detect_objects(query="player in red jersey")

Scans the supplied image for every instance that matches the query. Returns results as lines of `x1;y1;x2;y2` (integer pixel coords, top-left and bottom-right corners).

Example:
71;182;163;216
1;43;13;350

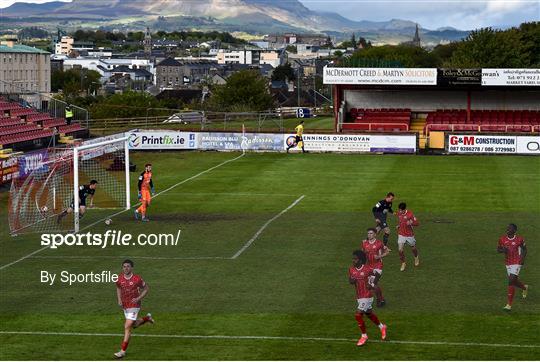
362;228;389;307
135;163;154;222
349;250;387;346
396;202;420;271
497;224;528;311
114;259;154;359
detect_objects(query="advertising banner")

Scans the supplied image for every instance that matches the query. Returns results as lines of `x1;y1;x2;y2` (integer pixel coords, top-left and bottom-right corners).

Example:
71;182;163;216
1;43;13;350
0;156;18;185
447;135;540;154
285;134;416;153
516;136;540;155
128;131;197;150
482;69;540;86
323;67;437;85
17;149;49;178
199;132;284;151
438;68;481;86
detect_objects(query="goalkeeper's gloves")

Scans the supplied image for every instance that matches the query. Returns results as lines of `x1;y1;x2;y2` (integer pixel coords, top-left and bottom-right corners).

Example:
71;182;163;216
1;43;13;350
151;187;155;195
138;191;142;199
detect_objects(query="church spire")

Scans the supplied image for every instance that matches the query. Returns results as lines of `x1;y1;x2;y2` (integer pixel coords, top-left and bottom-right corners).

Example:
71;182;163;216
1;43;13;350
144;27;152;56
413;23;421;47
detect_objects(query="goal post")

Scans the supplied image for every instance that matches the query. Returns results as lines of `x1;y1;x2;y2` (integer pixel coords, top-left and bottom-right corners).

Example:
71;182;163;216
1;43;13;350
72;136;130;233
9;136;130;235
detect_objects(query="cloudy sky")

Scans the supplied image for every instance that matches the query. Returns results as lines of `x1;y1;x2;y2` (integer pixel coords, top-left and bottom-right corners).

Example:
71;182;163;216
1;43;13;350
0;0;538;30
301;0;539;29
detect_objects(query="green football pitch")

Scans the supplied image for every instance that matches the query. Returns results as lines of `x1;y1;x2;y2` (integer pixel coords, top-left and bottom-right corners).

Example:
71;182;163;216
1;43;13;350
0;151;539;360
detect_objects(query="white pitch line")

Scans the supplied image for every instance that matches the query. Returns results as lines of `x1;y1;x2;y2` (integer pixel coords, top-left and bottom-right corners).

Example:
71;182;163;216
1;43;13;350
0;331;538;349
159;192;299;197
231;195;305;259
0;153;245;271
29;255;227;260
0;246;50;271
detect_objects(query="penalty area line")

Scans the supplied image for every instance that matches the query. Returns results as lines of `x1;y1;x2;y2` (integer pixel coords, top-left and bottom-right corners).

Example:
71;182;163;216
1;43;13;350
231;195;305;259
0;331;538;349
0;153;246;272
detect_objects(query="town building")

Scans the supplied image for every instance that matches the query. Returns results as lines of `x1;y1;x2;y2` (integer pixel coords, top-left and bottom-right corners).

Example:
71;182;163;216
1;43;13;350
0;39;51;93
265;33;332;48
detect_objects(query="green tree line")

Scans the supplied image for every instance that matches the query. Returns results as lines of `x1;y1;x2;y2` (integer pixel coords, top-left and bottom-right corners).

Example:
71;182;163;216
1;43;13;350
344;22;539;68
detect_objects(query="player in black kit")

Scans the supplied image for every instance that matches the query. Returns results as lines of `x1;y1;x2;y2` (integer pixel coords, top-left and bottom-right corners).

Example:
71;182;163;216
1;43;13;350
57;179;98;223
372;192;395;247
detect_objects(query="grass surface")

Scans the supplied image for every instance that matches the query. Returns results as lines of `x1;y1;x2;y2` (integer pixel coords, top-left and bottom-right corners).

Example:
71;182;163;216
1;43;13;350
0;152;539;360
89;116;336;136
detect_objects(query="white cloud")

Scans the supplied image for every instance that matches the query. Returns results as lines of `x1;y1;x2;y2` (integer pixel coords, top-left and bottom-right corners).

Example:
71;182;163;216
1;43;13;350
301;0;540;29
1;0;538;29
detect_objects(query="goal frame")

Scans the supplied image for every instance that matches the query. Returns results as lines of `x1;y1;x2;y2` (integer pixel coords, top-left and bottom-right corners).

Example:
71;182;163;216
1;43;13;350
73;136;130;232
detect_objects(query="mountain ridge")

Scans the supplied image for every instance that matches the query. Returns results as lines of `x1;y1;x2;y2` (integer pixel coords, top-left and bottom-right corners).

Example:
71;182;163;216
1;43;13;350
1;0;470;44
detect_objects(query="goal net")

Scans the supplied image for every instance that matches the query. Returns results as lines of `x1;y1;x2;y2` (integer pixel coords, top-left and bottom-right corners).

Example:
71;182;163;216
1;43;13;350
9;137;130;234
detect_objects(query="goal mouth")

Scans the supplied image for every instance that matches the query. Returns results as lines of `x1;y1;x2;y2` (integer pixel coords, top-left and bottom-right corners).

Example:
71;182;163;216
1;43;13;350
9;137;130;235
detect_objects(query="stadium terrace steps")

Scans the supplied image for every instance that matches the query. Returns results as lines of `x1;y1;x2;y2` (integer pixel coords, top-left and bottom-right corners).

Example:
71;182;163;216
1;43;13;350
410;117;428;149
424;109;540;134
344;108;412;132
0;98;87;148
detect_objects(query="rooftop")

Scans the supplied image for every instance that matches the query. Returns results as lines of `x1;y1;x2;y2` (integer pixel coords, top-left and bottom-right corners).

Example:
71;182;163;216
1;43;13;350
0;44;49;54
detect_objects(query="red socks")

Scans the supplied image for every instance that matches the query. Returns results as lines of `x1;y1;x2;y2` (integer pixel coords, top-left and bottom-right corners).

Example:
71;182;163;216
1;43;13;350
412;247;418;257
367;312;381;326
507;286;515;305
514;280;526;290
399;250;405;262
355;313;366;333
121;341;129;352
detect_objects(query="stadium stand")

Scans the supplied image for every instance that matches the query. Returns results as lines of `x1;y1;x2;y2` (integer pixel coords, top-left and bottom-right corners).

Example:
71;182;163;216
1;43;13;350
424;109;540;134
343;108;411;131
0;97;87;149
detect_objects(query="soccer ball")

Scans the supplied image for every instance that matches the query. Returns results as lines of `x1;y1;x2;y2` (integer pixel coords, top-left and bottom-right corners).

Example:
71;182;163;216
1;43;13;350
105;219;112;225
41;206;48;212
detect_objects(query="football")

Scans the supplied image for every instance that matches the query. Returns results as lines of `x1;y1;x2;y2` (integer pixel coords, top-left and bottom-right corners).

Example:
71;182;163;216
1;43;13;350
41;206;48;212
105;219;112;225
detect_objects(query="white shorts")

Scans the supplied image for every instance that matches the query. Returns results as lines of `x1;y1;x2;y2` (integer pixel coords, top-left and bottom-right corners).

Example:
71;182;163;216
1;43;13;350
123;308;140;321
357;298;374;312
372;268;383;276
506;264;521;276
398;235;416;248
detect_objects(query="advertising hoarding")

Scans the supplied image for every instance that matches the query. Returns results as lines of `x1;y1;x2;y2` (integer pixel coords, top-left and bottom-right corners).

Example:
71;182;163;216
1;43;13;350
323;67;437;85
128;131;198;150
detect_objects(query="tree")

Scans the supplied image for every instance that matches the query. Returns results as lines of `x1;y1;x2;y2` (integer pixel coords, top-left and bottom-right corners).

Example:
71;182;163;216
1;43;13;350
89;91;166;119
18;27;49;39
358;37;372;49
207;70;275;112
271;63;296;82
351;33;357;48
52;69;102;101
286;45;297;54
448;27;529;68
347;45;437;67
431;42;459;66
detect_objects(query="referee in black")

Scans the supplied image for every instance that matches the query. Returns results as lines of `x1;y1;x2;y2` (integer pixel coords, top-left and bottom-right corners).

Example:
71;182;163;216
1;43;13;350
372;192;395;247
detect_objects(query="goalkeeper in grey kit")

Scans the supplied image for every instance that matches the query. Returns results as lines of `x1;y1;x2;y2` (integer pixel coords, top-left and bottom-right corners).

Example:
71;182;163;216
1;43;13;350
57;180;98;224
